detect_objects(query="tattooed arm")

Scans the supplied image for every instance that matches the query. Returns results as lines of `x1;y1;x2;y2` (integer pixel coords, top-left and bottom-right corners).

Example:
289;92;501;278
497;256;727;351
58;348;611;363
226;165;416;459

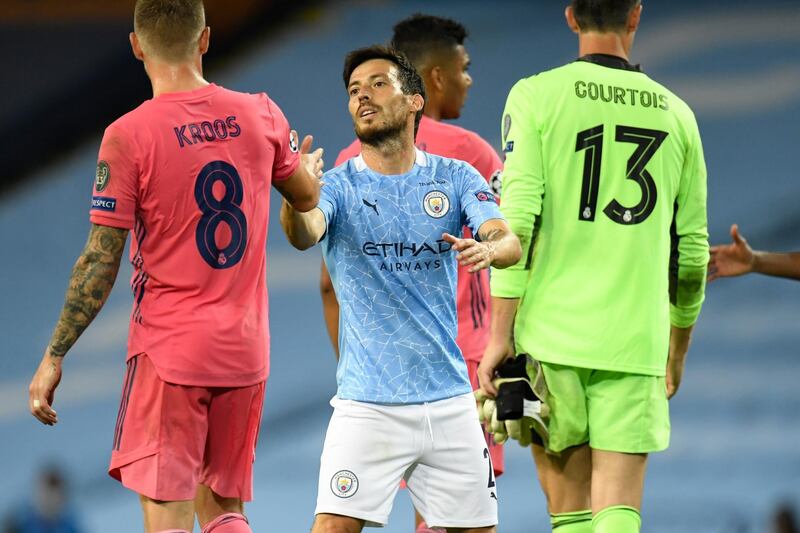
29;223;128;425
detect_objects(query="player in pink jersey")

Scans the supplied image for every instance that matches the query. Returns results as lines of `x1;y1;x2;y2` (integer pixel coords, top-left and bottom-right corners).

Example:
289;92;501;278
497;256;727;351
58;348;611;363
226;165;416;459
318;14;504;533
28;1;323;532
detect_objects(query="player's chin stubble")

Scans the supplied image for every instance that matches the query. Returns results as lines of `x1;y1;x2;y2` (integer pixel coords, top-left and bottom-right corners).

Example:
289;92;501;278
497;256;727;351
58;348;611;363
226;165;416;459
355;115;406;147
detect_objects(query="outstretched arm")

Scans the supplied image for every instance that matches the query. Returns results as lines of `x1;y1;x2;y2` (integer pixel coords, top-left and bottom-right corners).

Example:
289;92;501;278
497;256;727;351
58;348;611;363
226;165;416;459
273;132;324;213
709;224;800;281
280;201;326;251
29;223;128;425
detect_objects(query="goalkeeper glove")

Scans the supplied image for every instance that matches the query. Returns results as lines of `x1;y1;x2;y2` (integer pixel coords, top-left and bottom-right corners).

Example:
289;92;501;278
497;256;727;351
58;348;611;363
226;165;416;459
475;390;508;444
494;354;549;448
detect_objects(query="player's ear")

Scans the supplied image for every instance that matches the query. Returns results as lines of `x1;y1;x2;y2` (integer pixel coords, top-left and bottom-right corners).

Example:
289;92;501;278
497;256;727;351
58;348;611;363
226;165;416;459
627;4;642;34
410;93;424;113
565;6;580;34
130;32;145;61
198;26;211;55
429;65;445;92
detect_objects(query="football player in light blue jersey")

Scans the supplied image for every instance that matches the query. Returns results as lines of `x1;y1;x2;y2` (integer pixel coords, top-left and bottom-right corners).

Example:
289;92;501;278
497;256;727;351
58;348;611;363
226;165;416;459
280;45;520;533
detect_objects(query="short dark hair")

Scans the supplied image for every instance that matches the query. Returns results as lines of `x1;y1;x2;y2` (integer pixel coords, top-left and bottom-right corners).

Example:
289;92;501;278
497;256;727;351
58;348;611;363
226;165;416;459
390;14;468;67
343;45;426;136
570;0;641;32
134;0;205;62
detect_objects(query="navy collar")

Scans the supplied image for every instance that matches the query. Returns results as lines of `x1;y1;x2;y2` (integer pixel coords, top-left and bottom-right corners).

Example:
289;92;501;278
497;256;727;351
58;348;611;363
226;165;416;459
577;53;641;72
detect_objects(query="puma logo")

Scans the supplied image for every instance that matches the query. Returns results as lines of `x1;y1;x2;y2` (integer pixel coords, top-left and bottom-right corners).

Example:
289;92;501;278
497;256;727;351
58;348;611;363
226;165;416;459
362;198;379;215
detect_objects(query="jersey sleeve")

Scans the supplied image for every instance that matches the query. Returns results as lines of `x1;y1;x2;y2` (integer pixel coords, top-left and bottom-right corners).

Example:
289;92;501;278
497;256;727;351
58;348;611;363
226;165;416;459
669;113;709;327
89;123;138;230
457;163;504;237
264;96;300;182
491;79;544;298
464;132;504;197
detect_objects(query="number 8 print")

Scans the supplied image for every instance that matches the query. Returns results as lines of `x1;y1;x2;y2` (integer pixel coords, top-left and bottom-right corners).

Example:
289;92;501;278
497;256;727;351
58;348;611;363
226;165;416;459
194;160;248;269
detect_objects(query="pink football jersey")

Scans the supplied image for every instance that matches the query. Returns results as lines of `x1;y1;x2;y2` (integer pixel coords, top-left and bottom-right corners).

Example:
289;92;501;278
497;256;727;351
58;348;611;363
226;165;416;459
89;84;299;387
336;115;503;362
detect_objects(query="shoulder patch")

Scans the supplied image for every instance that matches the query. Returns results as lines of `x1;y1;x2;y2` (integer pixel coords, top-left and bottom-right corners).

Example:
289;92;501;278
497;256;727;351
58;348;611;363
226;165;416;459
95;160;110;192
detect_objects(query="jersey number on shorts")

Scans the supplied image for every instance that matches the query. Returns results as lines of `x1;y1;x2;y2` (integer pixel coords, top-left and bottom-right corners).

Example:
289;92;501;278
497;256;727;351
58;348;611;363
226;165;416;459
194;160;248;269
483;447;496;489
575;125;668;225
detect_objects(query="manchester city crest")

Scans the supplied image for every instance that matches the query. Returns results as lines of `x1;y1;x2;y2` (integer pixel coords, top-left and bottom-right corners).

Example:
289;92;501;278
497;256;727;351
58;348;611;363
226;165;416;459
423;190;450;218
330;470;359;498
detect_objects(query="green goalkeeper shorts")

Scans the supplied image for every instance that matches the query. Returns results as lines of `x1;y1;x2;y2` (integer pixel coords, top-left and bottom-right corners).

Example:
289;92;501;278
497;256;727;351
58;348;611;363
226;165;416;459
539;361;670;454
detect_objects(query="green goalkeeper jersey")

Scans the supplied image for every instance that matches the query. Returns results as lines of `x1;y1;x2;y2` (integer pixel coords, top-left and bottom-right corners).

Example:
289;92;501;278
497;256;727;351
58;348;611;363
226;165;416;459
492;55;708;376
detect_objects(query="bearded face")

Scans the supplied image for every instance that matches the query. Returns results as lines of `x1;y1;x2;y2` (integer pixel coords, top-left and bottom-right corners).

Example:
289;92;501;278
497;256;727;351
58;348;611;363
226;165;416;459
348;59;414;147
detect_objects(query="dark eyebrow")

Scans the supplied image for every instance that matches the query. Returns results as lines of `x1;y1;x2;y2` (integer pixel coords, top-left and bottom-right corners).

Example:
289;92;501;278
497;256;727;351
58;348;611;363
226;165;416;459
348;73;388;90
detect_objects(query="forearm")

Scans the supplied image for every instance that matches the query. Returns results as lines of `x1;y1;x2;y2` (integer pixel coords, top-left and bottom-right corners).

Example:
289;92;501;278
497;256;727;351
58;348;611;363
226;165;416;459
482;225;522;269
280;201;324;250
489;296;519;346
48;225;127;357
669;324;693;359
752;251;800;280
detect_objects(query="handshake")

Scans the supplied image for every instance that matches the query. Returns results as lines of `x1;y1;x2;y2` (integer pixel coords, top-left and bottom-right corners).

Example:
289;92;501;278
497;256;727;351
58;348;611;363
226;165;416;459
475;354;550;449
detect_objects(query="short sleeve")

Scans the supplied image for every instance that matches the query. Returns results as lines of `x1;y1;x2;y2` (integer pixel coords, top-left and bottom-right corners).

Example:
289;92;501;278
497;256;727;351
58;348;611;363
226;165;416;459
457;163;504;237
265;96;300;182
463;133;504;197
89;123;138;230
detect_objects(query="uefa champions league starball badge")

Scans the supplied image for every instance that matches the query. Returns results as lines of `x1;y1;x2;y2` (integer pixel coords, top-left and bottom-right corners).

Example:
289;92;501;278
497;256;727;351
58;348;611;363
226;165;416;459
330;470;359;498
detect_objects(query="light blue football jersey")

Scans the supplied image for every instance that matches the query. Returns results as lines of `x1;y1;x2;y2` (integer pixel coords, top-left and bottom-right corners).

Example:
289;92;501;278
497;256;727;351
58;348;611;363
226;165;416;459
318;149;504;404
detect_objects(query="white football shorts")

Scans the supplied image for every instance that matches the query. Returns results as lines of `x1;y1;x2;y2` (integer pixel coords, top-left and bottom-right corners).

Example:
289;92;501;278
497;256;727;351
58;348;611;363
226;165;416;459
315;392;498;528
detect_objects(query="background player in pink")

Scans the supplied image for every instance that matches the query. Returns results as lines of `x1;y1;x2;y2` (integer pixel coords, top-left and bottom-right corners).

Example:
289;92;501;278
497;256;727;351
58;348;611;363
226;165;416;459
27;1;323;532
318;14;504;533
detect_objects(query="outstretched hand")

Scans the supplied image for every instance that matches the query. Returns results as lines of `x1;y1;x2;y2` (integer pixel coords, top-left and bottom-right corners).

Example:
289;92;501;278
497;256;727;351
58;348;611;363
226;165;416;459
295;130;324;180
708;224;754;281
442;232;496;273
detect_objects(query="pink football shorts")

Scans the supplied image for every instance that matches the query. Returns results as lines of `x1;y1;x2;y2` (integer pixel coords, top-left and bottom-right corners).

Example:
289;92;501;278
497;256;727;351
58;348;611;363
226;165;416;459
108;354;265;501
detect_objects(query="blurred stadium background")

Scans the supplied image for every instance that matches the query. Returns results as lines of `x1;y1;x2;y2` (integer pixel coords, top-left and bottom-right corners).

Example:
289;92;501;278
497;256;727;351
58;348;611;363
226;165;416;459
1;0;799;531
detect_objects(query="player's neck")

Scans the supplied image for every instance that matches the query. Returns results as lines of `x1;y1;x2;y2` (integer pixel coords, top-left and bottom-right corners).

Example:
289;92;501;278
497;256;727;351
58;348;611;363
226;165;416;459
146;60;209;98
361;136;417;175
423;107;442;122
577;33;631;61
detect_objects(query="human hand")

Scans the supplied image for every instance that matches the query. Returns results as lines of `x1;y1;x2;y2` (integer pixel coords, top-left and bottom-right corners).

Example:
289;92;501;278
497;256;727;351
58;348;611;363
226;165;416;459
29;350;62;425
295;131;324;180
666;325;692;399
442;232;496;273
477;338;515;397
708;224;755;281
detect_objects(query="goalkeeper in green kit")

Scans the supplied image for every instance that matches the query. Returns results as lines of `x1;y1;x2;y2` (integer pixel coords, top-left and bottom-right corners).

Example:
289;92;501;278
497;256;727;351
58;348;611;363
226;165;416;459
476;1;709;532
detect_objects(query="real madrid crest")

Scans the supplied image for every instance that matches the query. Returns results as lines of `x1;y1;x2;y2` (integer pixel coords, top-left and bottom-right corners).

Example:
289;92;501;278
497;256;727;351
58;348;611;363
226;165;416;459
423;190;450;218
95;160;110;192
330;470;359;498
